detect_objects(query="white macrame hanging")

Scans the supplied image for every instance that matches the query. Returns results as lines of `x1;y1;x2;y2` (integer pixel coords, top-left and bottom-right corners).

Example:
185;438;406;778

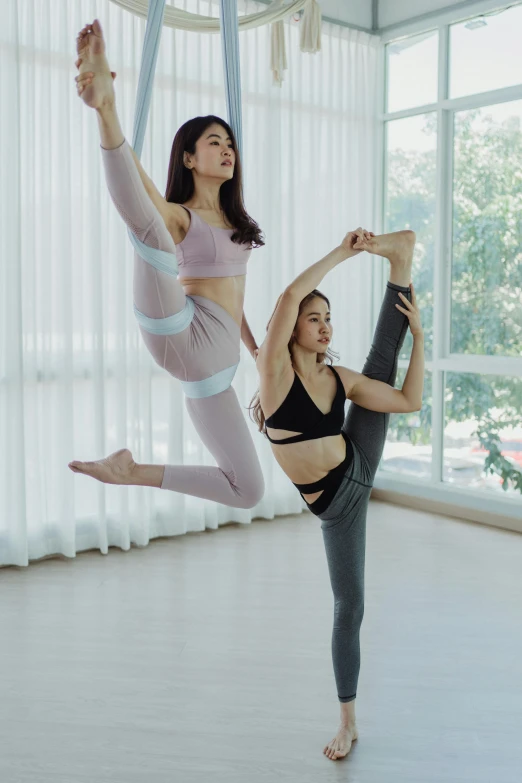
109;0;322;81
300;0;322;53
270;20;287;85
270;0;287;86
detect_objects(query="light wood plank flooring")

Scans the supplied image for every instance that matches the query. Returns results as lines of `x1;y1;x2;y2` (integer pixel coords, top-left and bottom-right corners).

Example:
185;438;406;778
1;500;521;783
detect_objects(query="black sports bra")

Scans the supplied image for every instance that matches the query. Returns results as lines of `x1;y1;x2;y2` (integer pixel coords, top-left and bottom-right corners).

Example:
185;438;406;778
264;365;346;445
264;365;354;516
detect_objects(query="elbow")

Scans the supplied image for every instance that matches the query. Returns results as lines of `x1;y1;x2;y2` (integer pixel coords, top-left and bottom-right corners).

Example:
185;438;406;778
403;396;421;413
284;286;310;306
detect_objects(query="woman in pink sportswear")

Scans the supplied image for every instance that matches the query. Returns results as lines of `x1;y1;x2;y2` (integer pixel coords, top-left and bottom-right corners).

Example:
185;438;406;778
68;20;264;509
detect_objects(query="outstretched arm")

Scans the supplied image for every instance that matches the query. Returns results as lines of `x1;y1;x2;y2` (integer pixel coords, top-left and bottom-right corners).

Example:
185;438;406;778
257;228;371;375
337;284;424;413
395;286;424;409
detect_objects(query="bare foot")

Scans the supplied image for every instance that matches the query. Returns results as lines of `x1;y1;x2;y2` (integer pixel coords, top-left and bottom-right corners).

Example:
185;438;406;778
74;19;116;110
354;229;416;264
323;723;358;761
68;448;136;485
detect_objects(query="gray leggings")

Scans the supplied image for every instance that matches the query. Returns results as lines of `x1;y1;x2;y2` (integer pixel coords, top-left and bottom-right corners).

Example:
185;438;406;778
317;281;412;703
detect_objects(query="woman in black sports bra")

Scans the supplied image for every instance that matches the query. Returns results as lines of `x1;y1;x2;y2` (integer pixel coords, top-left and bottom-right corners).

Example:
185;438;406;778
250;227;424;762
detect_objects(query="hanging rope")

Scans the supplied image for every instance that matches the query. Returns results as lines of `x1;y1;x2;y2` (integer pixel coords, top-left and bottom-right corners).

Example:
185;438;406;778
131;0;167;159
219;0;243;157
131;0;245;158
129;0;323;160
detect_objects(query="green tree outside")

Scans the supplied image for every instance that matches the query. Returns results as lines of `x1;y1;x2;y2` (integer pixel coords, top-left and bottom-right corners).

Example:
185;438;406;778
384;106;522;494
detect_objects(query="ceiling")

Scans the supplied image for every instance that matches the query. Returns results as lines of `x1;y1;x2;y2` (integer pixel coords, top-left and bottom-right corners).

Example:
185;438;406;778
317;0;488;32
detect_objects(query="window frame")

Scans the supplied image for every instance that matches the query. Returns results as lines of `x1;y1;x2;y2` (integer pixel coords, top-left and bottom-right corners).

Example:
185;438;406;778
374;2;522;520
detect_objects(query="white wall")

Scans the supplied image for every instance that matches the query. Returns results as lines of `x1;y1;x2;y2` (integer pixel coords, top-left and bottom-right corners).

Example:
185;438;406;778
378;0;466;28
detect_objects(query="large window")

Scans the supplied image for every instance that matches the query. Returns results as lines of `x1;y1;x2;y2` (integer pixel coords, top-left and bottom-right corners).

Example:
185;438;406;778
386;31;439;113
452;101;522;358
450;4;522;99
444;374;522;495
381;4;522;503
385;113;436;359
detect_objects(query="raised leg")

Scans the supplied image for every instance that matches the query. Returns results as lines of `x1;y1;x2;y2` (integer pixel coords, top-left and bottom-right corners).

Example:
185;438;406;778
161;389;265;509
69;387;265;510
76;19;188;368
343;230;415;482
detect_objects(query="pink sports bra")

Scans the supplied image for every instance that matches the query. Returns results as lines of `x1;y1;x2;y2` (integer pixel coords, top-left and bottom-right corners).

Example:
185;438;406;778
176;206;251;279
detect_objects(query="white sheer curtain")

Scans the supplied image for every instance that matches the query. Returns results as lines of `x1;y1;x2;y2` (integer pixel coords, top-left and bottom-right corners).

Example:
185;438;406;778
0;0;379;567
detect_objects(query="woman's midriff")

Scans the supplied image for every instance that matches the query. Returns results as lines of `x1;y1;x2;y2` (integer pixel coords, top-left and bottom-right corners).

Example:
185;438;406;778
179;275;246;327
267;432;348;504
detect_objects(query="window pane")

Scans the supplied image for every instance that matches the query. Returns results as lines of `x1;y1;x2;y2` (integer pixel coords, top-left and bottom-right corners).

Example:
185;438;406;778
450;6;522;99
452;102;522;357
444;373;522;496
385;114;436;360
381;369;432;479
386;31;438;113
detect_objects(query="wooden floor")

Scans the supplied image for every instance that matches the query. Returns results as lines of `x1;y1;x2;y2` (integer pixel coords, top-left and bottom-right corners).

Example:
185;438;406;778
1;500;522;783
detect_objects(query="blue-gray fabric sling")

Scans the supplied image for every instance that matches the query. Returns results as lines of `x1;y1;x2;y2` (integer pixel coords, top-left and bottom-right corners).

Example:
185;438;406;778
129;0;244;398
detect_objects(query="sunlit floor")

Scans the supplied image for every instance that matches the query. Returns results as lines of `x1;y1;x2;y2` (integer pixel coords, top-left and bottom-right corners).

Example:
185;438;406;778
1;500;521;783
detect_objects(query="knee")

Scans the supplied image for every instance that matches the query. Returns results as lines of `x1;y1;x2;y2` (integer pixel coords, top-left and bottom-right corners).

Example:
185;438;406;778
232;469;265;509
334;595;365;631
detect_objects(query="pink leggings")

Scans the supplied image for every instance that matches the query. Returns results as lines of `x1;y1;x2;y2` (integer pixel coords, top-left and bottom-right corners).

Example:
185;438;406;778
101;139;264;509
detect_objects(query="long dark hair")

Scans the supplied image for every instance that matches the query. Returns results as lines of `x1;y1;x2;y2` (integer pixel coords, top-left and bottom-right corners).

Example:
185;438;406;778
164;115;264;248
248;289;339;433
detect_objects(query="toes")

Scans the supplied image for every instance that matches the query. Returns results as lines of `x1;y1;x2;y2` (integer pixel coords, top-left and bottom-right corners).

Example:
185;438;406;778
69;460;95;471
324;736;351;761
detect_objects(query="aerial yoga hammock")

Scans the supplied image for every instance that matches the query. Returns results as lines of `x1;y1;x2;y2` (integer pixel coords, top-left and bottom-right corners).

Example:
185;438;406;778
69;0;265;509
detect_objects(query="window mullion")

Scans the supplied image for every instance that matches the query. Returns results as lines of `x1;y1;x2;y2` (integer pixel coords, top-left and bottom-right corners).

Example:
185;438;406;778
374;62;388;331
431;24;450;484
